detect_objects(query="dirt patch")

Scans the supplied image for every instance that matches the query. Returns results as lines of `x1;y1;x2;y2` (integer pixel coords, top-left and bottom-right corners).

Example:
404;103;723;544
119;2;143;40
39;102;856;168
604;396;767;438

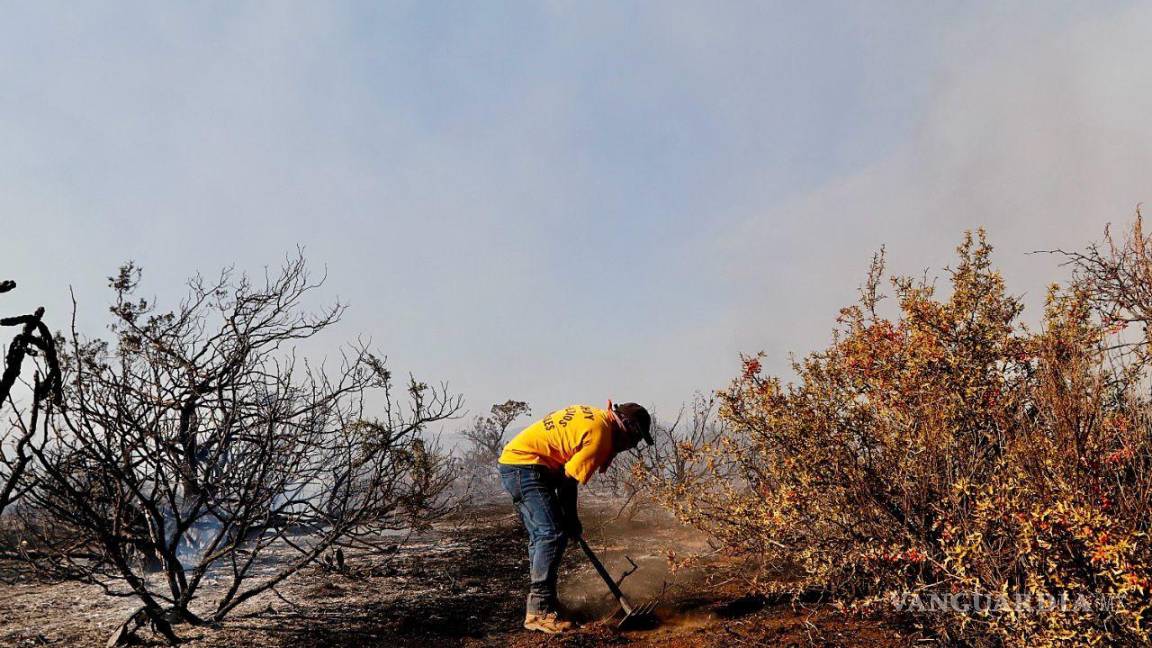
0;503;920;647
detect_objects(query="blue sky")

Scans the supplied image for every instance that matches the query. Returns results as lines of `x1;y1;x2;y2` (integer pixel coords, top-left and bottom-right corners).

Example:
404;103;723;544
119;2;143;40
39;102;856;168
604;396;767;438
2;2;1150;432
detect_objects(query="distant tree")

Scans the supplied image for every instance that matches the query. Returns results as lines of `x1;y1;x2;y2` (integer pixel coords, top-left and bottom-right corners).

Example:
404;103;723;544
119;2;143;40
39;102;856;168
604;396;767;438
463;400;530;462
22;255;461;645
0;279;61;517
461;400;530;496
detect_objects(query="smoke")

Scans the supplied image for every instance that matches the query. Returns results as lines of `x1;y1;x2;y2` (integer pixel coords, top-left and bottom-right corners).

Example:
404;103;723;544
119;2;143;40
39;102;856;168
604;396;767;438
1;4;1149;415
721;2;1152;374
174;513;224;570
559;507;716;623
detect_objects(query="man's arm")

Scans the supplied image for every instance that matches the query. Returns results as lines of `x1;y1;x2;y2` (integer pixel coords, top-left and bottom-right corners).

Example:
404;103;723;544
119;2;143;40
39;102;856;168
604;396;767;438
558;475;582;538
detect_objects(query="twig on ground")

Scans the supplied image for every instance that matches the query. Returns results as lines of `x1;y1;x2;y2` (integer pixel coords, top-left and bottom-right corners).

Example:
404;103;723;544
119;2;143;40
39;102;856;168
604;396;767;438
614;555;639;588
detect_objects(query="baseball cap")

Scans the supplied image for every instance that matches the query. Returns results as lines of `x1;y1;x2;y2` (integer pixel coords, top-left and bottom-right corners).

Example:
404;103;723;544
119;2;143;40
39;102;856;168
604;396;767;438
612;402;653;446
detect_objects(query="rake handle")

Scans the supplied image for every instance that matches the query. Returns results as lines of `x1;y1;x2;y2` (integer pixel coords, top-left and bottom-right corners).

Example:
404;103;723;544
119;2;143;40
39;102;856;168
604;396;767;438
576;535;635;615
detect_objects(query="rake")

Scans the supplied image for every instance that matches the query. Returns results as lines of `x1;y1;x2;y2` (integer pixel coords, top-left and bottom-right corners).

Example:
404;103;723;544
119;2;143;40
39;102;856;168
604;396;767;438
575;535;660;629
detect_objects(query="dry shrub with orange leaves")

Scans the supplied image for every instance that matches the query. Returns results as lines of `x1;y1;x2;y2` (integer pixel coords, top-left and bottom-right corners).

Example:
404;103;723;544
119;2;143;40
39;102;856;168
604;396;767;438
641;224;1152;645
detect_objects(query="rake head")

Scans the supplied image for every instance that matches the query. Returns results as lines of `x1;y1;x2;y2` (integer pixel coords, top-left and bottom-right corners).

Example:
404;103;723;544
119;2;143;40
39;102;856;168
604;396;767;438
616;597;660;630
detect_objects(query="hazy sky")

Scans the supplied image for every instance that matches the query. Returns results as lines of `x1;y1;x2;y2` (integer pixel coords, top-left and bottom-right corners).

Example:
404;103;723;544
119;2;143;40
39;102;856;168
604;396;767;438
2;2;1150;432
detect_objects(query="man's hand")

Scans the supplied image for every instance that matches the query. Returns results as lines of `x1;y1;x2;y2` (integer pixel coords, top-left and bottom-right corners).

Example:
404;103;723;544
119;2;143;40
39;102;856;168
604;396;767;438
559;475;582;538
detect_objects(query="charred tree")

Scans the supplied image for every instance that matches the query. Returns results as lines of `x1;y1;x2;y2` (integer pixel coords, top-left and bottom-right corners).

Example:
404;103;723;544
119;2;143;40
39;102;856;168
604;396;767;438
22;255;461;645
0;279;62;517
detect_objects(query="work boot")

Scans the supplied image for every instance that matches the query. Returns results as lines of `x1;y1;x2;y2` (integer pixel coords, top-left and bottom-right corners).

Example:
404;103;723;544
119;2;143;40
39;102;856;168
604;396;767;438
523;611;576;634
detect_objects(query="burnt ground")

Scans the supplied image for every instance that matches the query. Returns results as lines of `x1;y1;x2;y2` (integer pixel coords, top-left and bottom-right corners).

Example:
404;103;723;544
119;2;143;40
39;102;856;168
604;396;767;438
0;503;924;647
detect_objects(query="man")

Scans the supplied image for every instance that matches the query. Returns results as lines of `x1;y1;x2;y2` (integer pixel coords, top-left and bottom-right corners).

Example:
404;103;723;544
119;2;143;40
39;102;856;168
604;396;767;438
497;400;653;634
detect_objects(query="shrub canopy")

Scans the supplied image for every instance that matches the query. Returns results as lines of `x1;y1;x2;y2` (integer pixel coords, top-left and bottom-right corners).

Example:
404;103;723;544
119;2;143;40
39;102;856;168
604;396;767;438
645;227;1152;646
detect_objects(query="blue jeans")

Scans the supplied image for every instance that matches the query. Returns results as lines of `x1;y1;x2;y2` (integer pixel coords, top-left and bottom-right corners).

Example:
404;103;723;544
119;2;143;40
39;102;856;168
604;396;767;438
499;463;569;615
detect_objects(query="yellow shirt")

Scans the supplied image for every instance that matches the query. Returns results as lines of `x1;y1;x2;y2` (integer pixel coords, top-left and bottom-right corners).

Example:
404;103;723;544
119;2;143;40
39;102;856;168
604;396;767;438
498;405;616;484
